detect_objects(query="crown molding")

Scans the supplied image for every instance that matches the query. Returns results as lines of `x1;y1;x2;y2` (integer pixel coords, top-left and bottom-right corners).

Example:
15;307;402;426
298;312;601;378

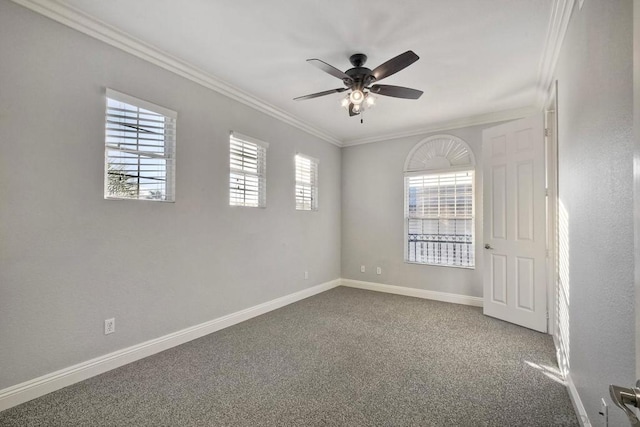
12;0;574;149
341;105;540;147
535;0;576;108
10;0;343;147
347;0;574;147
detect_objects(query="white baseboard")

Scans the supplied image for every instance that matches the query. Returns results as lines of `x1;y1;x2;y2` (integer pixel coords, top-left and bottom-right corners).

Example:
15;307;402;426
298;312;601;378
339;278;483;307
566;374;591;427
0;279;340;412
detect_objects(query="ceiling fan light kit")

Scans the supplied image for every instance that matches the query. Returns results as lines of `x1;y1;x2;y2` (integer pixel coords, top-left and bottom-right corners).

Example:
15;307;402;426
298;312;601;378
349;89;364;105
294;50;423;120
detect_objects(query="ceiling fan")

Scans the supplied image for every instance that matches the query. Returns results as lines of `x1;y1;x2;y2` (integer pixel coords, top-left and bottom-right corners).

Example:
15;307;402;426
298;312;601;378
294;50;423;118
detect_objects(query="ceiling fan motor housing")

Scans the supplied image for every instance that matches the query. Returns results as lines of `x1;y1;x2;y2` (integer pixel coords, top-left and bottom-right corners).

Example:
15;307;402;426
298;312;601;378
346;72;375;90
344;53;376;90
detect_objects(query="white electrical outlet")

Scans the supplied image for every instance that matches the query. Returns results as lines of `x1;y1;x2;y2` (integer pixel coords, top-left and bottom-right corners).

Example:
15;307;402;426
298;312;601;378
104;318;115;335
599;398;608;426
360;265;365;273
304;271;308;280
376;267;382;275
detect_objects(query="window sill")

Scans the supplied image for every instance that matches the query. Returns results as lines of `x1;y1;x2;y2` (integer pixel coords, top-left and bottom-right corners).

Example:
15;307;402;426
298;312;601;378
105;196;175;203
404;260;475;270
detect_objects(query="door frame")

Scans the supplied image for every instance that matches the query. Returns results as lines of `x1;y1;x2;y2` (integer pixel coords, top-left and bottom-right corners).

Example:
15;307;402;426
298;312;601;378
545;81;559;339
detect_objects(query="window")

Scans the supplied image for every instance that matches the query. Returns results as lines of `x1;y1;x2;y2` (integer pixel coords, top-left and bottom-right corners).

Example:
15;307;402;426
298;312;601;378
404;135;476;268
229;132;268;207
295;154;318;211
105;89;176;201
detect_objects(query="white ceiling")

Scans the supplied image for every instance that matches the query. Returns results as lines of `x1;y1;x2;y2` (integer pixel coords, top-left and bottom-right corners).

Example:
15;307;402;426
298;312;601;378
29;0;558;145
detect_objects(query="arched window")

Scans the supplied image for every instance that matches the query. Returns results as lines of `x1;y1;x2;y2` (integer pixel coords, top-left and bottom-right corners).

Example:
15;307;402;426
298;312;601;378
404;135;476;268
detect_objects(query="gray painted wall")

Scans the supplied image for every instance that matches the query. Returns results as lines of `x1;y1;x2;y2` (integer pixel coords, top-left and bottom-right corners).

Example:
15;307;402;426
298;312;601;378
341;125;491;298
1;2;636;425
554;1;635;425
0;1;341;389
635;0;640;382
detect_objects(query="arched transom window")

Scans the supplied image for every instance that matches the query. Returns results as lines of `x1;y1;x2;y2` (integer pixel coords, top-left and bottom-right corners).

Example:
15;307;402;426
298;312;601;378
404;135;476;268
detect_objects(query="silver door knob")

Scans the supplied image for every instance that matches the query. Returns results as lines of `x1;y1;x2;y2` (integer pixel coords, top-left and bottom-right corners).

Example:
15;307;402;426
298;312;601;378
610;381;640;425
484;244;493;250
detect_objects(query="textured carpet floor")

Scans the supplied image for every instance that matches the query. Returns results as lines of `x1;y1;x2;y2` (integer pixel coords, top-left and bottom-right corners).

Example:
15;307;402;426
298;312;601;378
0;287;578;426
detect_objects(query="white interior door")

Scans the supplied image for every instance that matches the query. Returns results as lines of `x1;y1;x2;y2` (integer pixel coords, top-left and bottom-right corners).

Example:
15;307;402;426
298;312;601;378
482;115;547;332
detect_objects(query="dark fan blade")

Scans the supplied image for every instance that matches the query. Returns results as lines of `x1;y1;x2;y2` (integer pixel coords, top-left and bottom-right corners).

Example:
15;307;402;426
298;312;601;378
370;84;423;99
293;88;347;101
307;59;353;82
371;50;419;81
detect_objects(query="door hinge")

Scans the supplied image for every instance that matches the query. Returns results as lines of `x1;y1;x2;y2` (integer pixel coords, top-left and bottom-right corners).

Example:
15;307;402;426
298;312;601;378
546;249;550;258
546;311;550;320
544;128;550;137
545;188;549;197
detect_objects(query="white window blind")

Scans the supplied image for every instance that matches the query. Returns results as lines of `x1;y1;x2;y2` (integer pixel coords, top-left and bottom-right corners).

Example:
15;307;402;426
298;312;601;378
295;154;318;211
104;89;176;201
405;171;474;267
229;132;268;207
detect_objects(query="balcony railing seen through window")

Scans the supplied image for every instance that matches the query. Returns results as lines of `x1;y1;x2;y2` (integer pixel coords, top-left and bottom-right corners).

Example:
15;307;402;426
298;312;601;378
405;172;474;268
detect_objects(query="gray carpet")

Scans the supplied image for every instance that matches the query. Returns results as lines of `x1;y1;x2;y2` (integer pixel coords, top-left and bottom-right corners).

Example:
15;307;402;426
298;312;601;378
0;287;578;426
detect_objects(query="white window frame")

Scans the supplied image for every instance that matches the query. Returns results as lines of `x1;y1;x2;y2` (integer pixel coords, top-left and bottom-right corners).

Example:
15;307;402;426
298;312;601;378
403;135;476;269
295;153;319;211
229;131;268;208
104;89;176;202
404;169;475;268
